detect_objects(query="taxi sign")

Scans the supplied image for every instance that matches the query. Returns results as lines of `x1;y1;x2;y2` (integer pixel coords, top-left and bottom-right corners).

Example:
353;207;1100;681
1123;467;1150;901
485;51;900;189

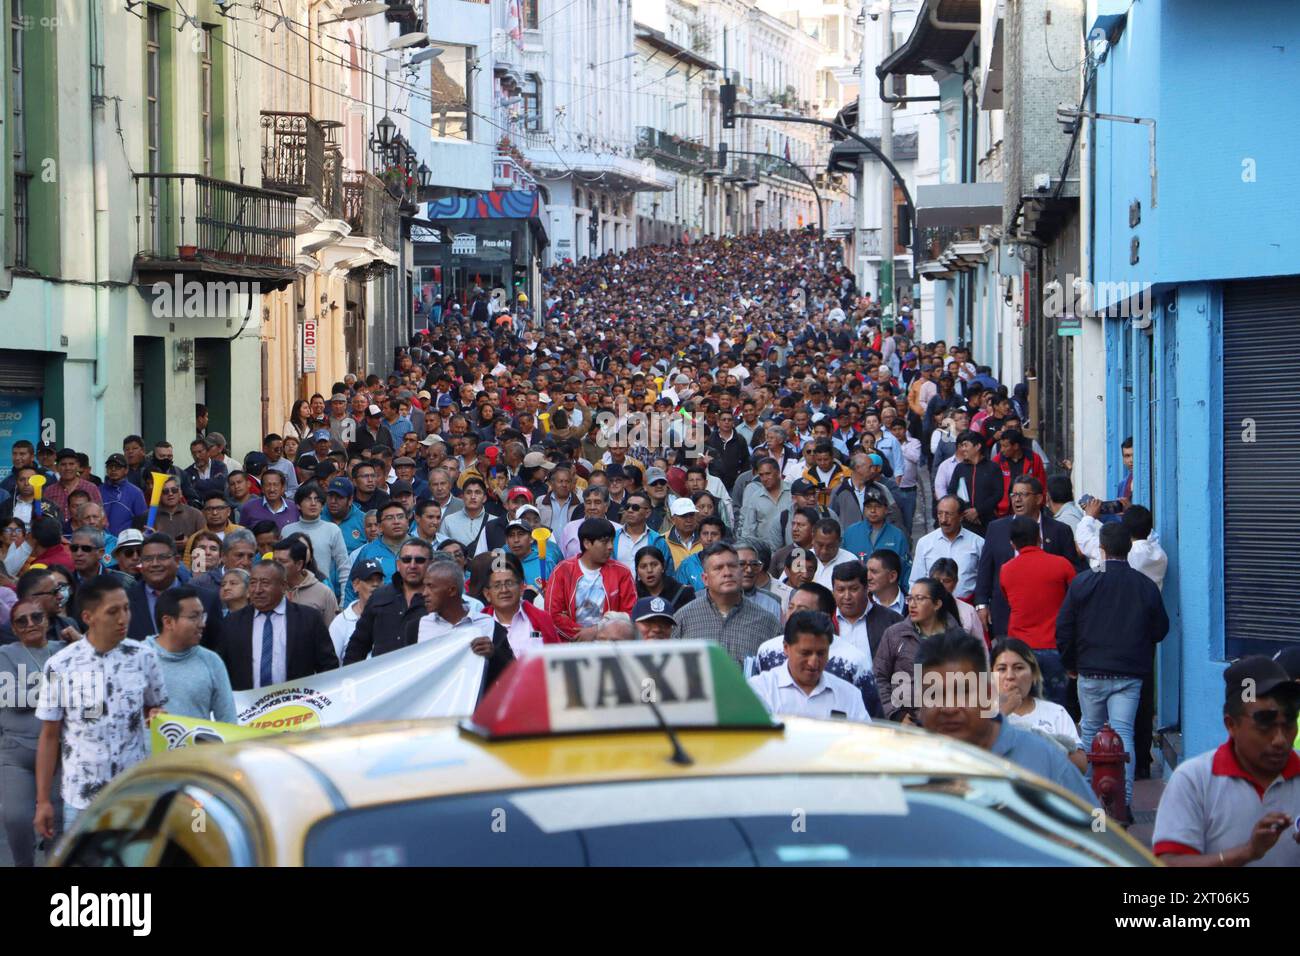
464;641;776;739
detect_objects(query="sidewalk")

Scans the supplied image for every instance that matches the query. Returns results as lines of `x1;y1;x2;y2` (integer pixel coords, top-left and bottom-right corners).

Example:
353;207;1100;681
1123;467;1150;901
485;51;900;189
1126;771;1166;848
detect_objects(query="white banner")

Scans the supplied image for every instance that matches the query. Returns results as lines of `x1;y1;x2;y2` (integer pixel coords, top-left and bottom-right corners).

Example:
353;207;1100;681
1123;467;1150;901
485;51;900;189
232;636;486;732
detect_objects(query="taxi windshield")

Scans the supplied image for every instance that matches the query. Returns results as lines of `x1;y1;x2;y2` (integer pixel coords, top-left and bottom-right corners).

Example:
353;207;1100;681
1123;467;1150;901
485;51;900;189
306;774;1138;867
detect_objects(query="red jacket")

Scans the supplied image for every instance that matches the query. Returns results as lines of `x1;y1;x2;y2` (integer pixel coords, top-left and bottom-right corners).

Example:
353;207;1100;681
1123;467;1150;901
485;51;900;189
25;542;74;575
481;602;563;645
544;556;637;640
998;546;1076;649
992;451;1048;516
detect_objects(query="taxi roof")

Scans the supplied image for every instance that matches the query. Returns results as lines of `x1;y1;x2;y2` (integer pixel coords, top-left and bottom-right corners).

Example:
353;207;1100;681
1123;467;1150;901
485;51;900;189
133;716;1059;813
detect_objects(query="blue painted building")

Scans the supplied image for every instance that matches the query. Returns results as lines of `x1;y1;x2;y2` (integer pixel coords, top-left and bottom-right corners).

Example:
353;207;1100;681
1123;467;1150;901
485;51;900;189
1089;0;1300;763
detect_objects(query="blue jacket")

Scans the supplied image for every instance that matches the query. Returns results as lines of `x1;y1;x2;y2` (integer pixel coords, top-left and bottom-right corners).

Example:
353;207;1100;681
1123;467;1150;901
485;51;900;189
101;478;147;535
329;502;369;553
519;544;559;590
674;552;704;591
343;537;403;605
843;519;912;582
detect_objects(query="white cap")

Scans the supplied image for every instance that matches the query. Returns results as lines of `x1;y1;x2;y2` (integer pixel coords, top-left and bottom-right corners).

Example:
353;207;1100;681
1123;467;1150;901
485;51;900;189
669;498;698;517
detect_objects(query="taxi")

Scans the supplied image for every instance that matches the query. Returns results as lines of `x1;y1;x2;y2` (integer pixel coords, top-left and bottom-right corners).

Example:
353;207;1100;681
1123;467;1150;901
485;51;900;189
50;642;1157;866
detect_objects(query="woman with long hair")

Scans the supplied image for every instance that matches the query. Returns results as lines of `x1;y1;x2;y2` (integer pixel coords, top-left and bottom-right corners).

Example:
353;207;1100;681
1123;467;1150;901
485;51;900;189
992;637;1087;772
633;546;694;614
284;399;312;443
874;576;969;722
926;557;987;643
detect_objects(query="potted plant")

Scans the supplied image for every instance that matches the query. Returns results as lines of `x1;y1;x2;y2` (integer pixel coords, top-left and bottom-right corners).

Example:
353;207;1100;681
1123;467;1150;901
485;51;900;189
178;244;198;260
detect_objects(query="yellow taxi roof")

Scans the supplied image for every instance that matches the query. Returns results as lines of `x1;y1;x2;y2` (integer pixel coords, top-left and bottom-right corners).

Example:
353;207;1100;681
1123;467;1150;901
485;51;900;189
138;716;1056;812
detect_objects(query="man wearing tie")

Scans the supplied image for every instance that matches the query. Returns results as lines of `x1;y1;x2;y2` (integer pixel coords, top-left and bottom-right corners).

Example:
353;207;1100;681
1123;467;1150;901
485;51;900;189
217;561;339;691
126;533;223;647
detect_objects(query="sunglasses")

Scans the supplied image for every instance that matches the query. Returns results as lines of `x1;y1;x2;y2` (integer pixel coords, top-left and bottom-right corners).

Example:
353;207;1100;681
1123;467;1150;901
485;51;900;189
621;503;644;511
12;612;46;627
116;546;141;557
69;544;100;553
1249;708;1299;731
398;555;429;564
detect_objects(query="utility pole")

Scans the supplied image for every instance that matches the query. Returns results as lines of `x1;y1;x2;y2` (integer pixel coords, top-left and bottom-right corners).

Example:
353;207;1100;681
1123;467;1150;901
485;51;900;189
879;0;895;328
857;4;871;295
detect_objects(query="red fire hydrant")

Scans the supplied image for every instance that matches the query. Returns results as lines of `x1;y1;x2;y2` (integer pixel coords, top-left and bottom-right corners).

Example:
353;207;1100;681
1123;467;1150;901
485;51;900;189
1087;723;1130;823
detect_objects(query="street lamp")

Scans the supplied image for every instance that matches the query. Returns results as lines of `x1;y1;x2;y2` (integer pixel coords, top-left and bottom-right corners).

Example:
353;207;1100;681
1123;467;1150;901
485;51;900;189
319;2;388;26
375;113;397;151
386;32;429;51
417;162;432;189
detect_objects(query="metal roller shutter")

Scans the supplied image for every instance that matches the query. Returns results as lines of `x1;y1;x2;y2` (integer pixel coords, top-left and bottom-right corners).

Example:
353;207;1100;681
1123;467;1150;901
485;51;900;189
1222;278;1300;656
0;349;46;392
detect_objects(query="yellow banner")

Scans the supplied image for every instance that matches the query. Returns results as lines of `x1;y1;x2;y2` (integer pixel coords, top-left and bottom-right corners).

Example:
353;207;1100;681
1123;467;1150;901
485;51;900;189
150;712;277;753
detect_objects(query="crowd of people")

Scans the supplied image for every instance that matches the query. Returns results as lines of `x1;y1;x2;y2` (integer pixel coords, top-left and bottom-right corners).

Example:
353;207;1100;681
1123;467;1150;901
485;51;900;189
0;229;1295;866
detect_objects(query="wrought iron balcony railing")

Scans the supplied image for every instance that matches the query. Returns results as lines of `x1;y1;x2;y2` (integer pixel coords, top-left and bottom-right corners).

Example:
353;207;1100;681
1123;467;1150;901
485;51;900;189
342;169;400;251
260;111;327;203
635;127;710;169
133;172;297;281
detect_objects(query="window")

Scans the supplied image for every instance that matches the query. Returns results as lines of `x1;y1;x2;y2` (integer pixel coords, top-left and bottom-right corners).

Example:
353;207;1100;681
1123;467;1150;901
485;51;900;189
523;0;539;30
428;43;471;141
522;72;541;132
199;27;212;176
146;7;161;173
10;0;28;268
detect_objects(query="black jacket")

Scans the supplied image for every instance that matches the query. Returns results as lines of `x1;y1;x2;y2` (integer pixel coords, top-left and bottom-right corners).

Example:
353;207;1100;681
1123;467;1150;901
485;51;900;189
1056;560;1169;678
973;513;1080;637
947;458;1005;533
637;575;695;614
705;430;751;494
217;601;340;692
126;579;223;647
342;578;426;664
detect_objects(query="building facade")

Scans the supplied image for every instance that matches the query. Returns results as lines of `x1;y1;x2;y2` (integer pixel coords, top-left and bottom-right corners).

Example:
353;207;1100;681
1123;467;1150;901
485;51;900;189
1089;0;1300;763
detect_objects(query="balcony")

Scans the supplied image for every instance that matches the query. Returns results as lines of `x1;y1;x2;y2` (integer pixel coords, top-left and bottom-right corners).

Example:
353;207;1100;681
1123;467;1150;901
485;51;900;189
635;127;710;171
493;149;537;191
132;173;298;290
342;170;400;253
260;111;326;202
753;154;809;186
918;225;990;280
722;159;759;188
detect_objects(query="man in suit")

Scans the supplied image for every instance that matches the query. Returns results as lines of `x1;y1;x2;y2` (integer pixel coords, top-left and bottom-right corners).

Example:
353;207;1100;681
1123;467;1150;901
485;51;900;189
973;475;1079;639
217;560;339;691
126;533;222;647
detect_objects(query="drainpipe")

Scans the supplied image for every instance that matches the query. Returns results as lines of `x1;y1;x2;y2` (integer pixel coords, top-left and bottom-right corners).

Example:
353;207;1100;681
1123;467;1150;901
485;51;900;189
929;6;979;32
89;0;111;463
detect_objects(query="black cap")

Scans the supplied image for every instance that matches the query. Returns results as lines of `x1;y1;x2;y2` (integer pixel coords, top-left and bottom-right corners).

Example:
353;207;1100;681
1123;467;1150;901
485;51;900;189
863;489;889;507
1275;647;1300;682
1224;656;1300;709
790;478;817;495
105;453;128;467
390;480;414;496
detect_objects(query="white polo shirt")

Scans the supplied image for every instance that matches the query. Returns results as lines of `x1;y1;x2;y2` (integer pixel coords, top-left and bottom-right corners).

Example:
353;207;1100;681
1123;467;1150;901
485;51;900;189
747;664;871;723
1153;742;1300;866
417;603;495;645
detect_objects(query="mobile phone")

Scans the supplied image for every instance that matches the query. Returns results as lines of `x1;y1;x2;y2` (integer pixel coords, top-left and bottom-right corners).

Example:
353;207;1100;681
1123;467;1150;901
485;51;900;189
1078;494;1096;508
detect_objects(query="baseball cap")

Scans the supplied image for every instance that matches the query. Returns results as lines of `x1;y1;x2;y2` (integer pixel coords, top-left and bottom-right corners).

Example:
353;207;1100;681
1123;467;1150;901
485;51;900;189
313;429;331;442
790;478;817;495
1274;647;1300;682
243;451;269;475
515;504;540;520
437;394;454;408
113;529;145;552
419;434;445;447
350;557;386;582
633;595;676;624
507;486;534;502
674;374;690;385
523;451;555;471
669;498;697;517
645;467;668;485
1223;657;1300;709
366;404;383;417
327;477;354;498
864;489;889;507
330;393;348;403
105;453;128;468
389;480;414;496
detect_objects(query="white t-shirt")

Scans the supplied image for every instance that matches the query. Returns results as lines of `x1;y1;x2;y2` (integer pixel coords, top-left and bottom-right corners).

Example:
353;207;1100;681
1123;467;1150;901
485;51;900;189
1006;698;1081;751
